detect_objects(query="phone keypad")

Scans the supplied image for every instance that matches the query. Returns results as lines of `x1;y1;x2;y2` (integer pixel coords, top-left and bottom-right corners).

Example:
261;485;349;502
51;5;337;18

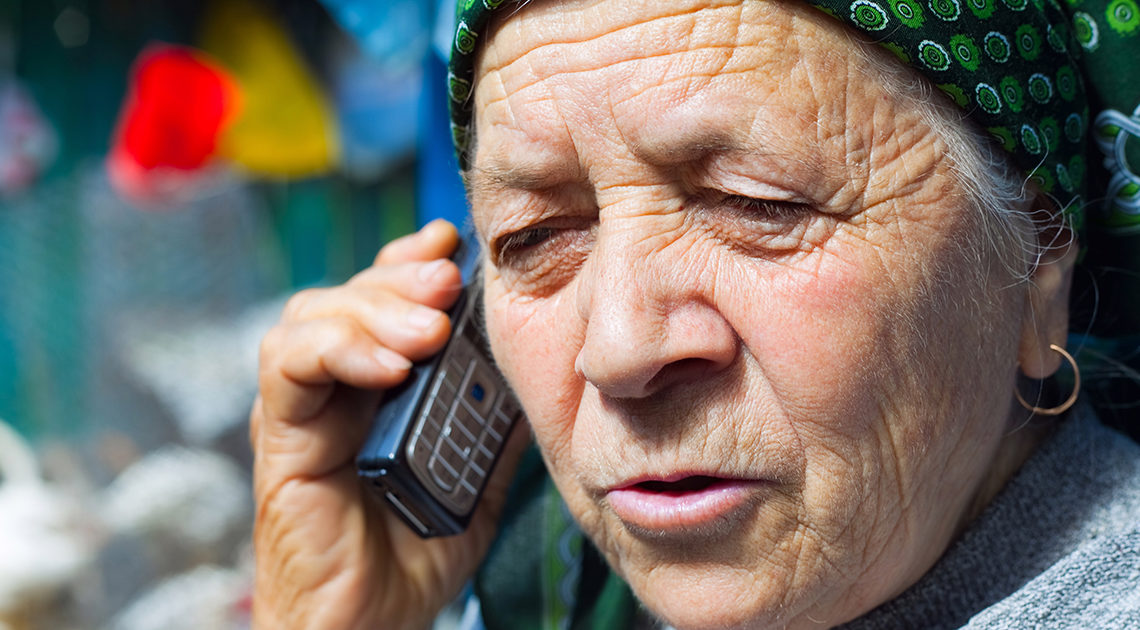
406;318;520;516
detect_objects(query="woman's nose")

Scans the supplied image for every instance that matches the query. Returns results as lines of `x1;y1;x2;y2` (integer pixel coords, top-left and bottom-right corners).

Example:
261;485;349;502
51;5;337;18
573;247;739;400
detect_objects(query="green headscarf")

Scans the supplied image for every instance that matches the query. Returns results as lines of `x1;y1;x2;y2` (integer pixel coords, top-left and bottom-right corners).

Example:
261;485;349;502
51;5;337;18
446;1;1140;627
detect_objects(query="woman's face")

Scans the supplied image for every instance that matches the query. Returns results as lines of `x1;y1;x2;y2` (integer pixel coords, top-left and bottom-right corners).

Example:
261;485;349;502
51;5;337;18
469;1;1042;628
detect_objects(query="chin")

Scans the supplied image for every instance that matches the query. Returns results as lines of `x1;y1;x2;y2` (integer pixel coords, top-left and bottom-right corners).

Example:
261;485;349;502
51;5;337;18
619;558;837;630
638;586;791;630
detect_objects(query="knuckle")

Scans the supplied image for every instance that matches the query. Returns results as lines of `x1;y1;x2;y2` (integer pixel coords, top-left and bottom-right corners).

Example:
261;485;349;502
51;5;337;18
346;263;395;289
375;233;413;264
311;317;356;351
281;288;322;321
373;245;394;265
258;326;286;368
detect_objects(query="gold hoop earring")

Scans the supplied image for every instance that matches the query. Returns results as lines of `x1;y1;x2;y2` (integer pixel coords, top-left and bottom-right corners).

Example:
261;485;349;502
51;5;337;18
1015;343;1080;416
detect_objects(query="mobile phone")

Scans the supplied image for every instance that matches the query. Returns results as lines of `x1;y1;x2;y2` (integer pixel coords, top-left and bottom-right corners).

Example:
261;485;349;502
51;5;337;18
356;229;522;538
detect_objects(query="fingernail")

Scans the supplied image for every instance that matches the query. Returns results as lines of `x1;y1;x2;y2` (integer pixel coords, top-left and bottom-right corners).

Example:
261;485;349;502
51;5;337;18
407;305;442;329
418;259;449;283
374;347;412;371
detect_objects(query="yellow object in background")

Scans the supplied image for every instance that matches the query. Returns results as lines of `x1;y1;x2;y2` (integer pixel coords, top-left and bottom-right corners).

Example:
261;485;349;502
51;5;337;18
199;0;339;177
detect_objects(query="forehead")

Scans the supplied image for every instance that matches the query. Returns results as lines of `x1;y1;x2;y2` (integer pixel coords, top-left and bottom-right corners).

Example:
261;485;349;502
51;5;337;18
478;3;844;133
468;0;933;209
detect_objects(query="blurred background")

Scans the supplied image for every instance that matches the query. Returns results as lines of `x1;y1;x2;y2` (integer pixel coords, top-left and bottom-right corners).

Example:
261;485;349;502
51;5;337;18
0;0;467;628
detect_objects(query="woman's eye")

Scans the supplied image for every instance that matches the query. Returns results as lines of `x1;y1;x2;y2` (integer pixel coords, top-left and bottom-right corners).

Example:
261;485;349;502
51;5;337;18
490;222;593;293
694;191;827;255
497;227;557;259
720;195;810;220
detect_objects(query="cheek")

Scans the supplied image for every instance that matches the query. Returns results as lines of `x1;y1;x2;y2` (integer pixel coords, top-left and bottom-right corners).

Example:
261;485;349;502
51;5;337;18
484;283;583;466
723;237;954;541
732;224;1017;551
737;250;891;481
730;246;890;428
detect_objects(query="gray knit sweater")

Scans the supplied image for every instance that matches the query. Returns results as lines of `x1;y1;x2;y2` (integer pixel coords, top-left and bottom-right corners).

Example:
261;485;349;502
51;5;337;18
842;405;1140;629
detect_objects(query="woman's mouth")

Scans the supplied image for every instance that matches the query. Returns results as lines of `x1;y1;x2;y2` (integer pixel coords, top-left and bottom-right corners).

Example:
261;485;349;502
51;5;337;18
605;475;766;536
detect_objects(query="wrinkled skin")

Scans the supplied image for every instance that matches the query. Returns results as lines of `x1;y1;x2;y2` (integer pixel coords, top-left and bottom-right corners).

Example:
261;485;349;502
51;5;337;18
251;1;1075;629
251;221;529;630
467;1;1075;628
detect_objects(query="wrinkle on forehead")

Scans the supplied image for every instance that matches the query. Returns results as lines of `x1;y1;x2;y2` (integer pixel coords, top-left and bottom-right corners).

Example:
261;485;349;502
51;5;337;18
477;1;792;130
478;0;743;80
471;0;949;223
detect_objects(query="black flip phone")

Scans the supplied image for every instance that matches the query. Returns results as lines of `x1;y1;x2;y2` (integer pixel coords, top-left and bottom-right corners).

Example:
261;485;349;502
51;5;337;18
356;230;522;538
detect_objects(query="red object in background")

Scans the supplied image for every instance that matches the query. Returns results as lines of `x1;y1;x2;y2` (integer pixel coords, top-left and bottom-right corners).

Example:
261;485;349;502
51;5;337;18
108;45;239;204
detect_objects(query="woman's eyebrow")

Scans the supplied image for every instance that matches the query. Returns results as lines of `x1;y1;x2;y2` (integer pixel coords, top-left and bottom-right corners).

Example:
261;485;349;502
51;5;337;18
467;130;819;197
629;127;810;172
624;127;744;166
467;160;575;195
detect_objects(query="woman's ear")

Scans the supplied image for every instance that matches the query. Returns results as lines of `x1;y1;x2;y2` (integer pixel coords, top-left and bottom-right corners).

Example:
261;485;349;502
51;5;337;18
1018;223;1078;380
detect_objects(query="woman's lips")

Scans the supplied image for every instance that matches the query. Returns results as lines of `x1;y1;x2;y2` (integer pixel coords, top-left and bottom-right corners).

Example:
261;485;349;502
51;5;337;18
605;475;766;534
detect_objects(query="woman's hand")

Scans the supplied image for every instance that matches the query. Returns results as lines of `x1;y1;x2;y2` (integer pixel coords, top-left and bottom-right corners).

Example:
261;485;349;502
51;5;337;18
251;220;527;630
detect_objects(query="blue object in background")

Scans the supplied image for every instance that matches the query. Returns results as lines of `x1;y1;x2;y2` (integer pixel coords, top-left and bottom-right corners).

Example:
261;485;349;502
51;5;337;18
318;0;431;66
330;42;424;181
417;0;468;229
322;0;429;181
319;0;467;228
417;50;468;229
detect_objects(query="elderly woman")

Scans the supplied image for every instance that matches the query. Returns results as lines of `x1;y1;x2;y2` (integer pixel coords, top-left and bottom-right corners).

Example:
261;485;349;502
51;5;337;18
250;0;1140;628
